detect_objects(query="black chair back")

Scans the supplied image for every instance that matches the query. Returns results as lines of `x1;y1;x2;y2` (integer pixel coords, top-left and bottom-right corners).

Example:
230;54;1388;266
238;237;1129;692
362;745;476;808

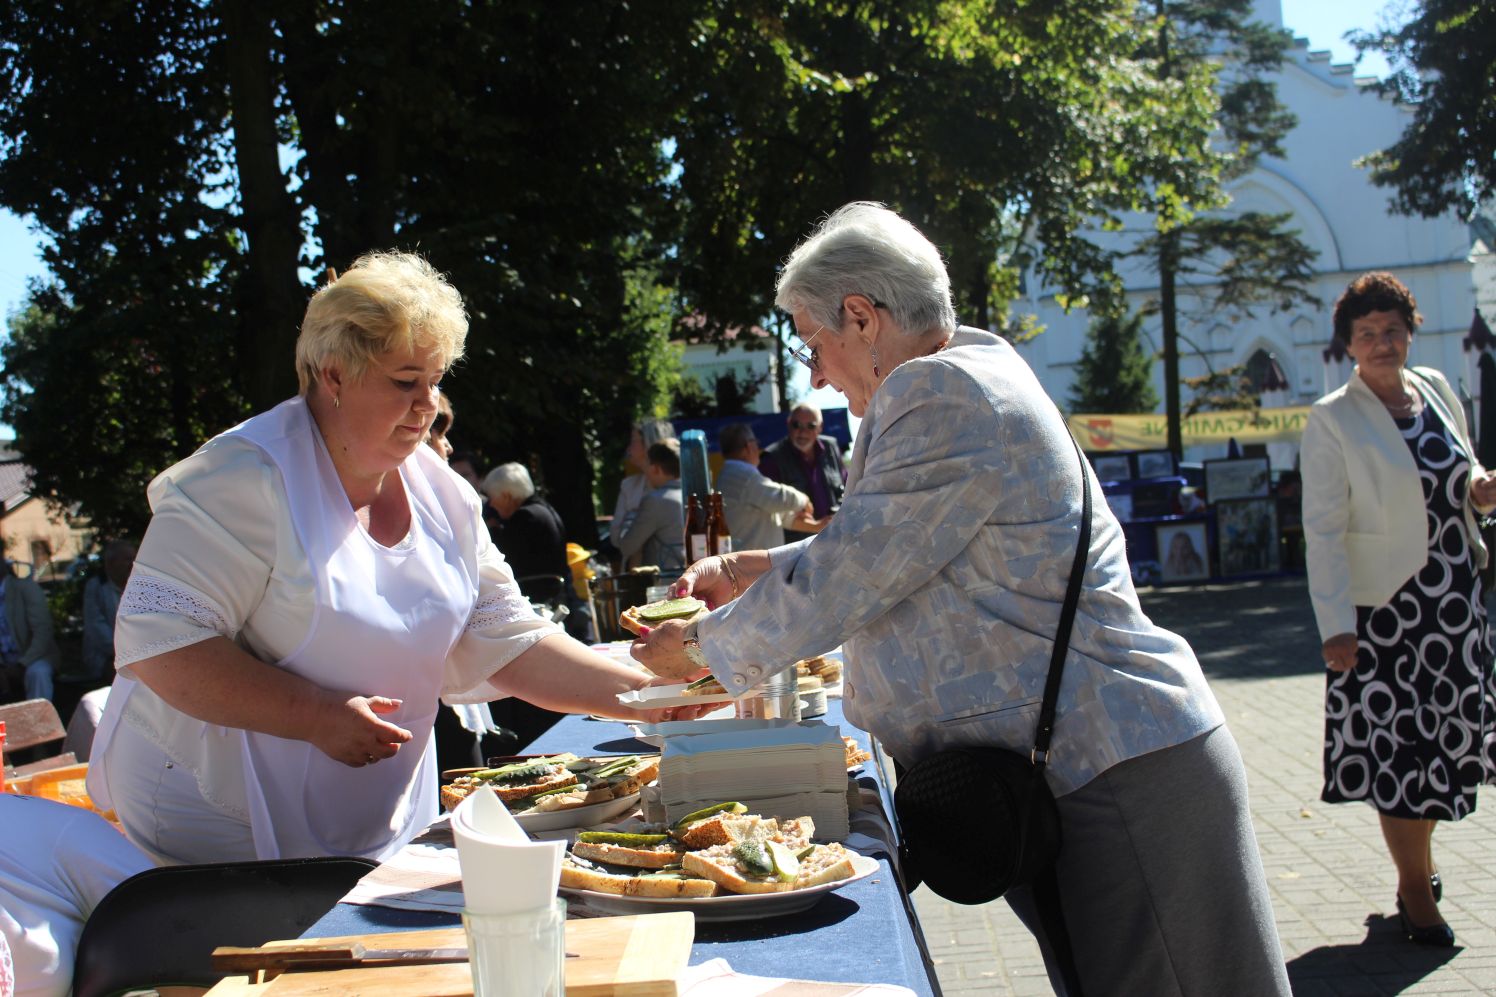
72;855;376;997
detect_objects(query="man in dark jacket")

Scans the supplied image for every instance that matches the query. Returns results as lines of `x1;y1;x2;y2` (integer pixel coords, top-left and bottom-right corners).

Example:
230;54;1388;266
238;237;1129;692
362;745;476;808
758;403;846;542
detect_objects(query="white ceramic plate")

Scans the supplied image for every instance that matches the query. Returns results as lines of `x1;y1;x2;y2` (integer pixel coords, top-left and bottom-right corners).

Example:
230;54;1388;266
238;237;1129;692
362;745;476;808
512;792;641;832
559;852;878;922
615;683;738;709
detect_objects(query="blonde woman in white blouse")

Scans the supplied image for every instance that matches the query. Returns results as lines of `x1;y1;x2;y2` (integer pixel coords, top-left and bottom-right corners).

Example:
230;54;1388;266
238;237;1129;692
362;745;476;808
87;252;703;865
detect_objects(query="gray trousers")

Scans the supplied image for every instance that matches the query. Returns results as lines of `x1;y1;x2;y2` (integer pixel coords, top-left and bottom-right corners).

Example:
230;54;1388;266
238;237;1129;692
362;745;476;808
1006;725;1291;997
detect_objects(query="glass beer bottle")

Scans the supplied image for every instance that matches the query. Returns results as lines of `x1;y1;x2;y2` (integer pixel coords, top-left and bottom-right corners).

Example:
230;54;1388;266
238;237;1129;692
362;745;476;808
709;492;732;556
684;494;709;564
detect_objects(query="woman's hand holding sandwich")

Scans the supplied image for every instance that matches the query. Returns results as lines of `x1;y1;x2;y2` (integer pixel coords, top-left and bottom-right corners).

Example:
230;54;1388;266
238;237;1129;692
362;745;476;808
671;551;772;608
629;617;711;682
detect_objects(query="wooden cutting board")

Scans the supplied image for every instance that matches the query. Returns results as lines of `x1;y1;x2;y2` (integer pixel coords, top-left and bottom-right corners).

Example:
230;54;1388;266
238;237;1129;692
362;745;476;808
247;912;693;997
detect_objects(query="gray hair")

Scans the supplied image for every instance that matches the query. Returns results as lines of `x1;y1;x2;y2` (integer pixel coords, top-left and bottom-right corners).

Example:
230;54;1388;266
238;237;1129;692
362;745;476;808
637;418;676;449
482;462;535;503
789;402;822;424
719;423;756;458
775;202;957;338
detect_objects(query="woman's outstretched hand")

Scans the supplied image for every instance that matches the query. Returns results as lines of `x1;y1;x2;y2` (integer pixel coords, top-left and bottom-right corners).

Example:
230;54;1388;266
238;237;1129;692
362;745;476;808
629;617;709;681
672;555;736;609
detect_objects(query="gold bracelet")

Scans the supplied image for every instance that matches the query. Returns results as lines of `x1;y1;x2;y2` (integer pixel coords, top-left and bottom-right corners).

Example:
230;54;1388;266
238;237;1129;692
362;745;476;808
718;555;740;598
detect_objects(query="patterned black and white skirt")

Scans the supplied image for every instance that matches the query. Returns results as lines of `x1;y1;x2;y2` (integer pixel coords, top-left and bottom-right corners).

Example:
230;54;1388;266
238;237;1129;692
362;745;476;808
1322;406;1496;820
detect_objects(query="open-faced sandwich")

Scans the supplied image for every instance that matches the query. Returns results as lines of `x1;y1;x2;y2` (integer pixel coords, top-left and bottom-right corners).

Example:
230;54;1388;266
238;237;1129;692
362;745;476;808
440;754;659;812
560;802;857;899
619;596;708;637
843;736;872;768
796;654;842;685
680;674;727;697
560;820;716;896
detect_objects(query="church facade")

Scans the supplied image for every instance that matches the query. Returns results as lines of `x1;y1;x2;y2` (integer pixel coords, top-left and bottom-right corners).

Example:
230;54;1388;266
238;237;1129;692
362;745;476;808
1013;0;1482;450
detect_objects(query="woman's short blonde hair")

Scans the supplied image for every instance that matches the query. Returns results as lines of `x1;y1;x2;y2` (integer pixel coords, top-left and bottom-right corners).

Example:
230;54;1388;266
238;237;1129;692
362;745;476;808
296;251;468;394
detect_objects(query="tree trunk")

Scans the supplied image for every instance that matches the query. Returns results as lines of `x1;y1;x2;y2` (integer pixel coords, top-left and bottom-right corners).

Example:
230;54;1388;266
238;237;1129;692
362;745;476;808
1159;231;1182;459
221;0;305;409
539;421;601;549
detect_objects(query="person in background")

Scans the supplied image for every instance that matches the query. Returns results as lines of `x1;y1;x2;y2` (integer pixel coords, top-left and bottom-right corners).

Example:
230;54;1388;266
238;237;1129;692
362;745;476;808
80;541;136;684
758;402;844;542
449;451;483;492
612;419;677;567
0;794;153;997
633;202;1290;996
0;563;58;704
1301;271;1496;947
481;463;571;607
715;423;816;552
86;251;704;867
612;440;687;578
426;390;455;461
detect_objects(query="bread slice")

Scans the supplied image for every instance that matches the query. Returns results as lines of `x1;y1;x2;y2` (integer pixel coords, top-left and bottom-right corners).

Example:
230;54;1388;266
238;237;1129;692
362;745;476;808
560;855;719;897
571;839;688;869
619;597;708;637
681;675;726;697
681;841;857;895
524;784;618;812
677;813;765;849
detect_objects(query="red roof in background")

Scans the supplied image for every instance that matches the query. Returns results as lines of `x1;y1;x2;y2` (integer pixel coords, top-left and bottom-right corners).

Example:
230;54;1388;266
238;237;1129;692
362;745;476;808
675;314;774;345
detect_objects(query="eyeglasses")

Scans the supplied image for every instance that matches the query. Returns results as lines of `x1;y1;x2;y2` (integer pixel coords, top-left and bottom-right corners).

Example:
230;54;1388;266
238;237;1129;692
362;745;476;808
789;420;819;431
790;324;826;373
788;300;889;373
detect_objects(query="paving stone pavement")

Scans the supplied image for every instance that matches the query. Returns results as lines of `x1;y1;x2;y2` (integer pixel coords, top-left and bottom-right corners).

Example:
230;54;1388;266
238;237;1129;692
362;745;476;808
910;575;1496;996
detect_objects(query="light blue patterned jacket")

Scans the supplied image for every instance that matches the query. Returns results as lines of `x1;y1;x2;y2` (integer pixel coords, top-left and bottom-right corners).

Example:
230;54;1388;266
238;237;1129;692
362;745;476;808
699;327;1223;796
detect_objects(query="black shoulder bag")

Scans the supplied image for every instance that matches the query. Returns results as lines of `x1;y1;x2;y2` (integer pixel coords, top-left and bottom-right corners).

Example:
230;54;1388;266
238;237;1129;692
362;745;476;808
894;440;1092;905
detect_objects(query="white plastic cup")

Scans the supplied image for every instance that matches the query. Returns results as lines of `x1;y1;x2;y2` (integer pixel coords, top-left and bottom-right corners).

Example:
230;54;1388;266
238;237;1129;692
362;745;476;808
463;897;567;997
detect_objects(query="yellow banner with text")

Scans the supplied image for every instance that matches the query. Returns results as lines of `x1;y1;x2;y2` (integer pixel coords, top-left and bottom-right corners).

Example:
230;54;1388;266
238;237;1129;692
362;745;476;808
1067;406;1313;451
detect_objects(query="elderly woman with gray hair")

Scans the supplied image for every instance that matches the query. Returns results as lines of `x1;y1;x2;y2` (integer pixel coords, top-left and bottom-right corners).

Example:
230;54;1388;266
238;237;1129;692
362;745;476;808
88;251;705;866
481;462;570;606
633;203;1290;995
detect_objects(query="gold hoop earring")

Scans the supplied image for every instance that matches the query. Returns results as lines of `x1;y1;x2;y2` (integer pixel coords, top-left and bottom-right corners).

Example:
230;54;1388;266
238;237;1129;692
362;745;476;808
333;395;341;409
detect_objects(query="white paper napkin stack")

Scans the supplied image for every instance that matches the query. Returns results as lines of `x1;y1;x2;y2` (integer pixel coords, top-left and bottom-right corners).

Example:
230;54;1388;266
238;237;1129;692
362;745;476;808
658;721;850;840
450;786;565;915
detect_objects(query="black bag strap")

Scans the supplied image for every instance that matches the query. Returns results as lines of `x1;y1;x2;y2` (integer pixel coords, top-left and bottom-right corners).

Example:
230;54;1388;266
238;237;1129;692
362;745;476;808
1030;437;1092;769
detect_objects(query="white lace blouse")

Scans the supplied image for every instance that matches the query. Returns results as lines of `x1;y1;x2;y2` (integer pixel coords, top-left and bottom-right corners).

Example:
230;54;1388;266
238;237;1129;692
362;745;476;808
115;435;560;701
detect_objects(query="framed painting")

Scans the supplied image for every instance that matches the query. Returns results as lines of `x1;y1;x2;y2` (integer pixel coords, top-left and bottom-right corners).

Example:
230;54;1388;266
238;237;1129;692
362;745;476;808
1135;449;1175;479
1215;498;1280;577
1204;457;1270;502
1091;453;1134;483
1155;521;1210;583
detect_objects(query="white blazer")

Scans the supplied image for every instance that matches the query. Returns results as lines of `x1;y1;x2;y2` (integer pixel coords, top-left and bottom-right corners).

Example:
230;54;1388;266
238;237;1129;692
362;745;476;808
1302;365;1490;642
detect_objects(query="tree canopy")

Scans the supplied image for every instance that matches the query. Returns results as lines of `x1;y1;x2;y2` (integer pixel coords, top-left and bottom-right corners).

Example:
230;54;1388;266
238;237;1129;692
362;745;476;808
1;0;1285;538
1102;0;1317;457
1069;310;1159;414
1353;0;1496;219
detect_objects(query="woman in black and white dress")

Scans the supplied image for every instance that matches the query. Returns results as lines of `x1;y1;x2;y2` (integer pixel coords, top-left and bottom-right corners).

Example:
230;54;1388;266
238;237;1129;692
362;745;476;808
1303;271;1496;947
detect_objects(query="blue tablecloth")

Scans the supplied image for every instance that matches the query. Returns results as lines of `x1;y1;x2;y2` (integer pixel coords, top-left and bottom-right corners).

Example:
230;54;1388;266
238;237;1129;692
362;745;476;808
306;702;942;995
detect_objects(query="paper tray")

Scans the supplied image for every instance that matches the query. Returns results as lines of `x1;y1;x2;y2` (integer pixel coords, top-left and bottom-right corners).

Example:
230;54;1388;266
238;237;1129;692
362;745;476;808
615;683;738;708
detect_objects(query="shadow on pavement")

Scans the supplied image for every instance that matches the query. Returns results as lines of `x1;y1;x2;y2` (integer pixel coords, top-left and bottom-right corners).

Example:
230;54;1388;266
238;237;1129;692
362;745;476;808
1286;912;1460;995
1139;575;1327;681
